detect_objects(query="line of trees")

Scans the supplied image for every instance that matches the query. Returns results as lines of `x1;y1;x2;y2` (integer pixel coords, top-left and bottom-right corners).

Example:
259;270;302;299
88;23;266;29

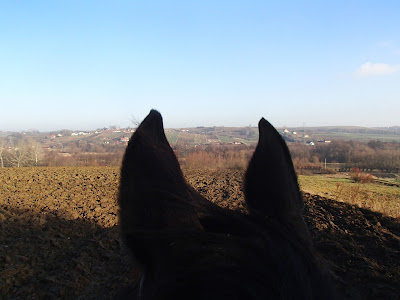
174;140;400;173
42;151;124;167
0;134;127;168
289;140;400;173
1;135;400;173
175;144;254;170
0;137;44;168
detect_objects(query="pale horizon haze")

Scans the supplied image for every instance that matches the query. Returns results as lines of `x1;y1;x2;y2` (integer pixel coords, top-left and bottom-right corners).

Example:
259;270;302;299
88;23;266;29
1;1;400;131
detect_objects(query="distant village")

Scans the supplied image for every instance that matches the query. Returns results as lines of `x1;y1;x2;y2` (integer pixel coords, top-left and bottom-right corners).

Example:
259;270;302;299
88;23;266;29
0;125;342;151
44;128;136;146
281;128;331;146
1;123;396;156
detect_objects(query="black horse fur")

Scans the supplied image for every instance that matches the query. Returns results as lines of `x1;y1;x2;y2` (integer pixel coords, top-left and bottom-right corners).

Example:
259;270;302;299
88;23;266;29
118;110;337;299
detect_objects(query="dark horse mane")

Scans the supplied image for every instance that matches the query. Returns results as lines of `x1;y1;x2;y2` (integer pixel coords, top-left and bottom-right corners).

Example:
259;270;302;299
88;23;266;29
118;110;337;299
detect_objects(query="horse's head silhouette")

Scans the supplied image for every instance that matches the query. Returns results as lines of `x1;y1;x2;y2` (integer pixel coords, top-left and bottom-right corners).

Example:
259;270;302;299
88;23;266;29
118;110;336;299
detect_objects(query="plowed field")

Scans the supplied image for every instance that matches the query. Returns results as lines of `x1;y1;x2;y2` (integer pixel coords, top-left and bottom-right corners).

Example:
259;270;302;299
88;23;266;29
1;167;399;299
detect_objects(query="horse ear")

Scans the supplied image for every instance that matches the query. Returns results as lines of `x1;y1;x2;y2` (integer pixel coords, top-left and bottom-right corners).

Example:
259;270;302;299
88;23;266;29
118;110;202;235
244;118;304;221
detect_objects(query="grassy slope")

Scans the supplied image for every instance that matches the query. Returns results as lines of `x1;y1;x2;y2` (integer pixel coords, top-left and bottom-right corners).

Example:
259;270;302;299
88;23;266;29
298;175;400;218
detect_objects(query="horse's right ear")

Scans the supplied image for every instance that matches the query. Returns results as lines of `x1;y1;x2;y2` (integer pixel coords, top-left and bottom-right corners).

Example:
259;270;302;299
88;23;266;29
244;118;304;223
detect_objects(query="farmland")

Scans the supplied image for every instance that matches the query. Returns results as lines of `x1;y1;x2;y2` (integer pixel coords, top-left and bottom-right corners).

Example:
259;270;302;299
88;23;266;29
0;167;400;299
166;129;255;146
165;130;179;144
310;132;400;143
1;167;399;298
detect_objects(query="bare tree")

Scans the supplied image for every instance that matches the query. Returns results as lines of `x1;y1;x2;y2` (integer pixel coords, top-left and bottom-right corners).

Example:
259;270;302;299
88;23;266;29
27;139;44;166
9;140;30;167
0;138;5;168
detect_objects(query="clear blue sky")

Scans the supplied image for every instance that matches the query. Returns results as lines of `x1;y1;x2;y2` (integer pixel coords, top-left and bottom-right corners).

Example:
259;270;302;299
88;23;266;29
1;1;399;131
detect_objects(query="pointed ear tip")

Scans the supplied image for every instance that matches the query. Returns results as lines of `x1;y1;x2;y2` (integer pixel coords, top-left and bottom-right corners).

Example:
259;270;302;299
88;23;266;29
258;117;273;130
141;109;163;126
134;110;164;136
258;118;281;141
149;109;161;116
148;109;163;120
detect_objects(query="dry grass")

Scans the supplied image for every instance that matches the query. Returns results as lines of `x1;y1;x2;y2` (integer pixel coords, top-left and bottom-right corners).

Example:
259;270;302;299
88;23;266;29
299;174;400;218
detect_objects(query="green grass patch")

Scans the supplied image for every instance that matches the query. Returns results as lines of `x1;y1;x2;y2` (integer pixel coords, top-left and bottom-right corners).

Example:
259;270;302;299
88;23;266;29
165;131;179;144
217;136;235;143
312;132;400;143
194;134;208;144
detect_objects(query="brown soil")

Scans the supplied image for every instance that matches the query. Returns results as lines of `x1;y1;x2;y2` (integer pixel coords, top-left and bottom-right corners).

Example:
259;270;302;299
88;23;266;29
1;167;399;299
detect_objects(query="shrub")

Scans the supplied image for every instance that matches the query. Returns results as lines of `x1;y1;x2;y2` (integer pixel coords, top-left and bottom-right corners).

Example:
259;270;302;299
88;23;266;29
318;168;337;174
350;167;374;184
182;148;250;171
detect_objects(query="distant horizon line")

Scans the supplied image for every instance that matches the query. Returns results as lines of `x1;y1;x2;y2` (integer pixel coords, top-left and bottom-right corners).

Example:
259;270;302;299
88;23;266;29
1;124;400;133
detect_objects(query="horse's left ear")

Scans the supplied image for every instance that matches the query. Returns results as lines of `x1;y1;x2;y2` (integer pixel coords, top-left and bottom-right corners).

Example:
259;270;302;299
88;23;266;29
119;110;202;236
